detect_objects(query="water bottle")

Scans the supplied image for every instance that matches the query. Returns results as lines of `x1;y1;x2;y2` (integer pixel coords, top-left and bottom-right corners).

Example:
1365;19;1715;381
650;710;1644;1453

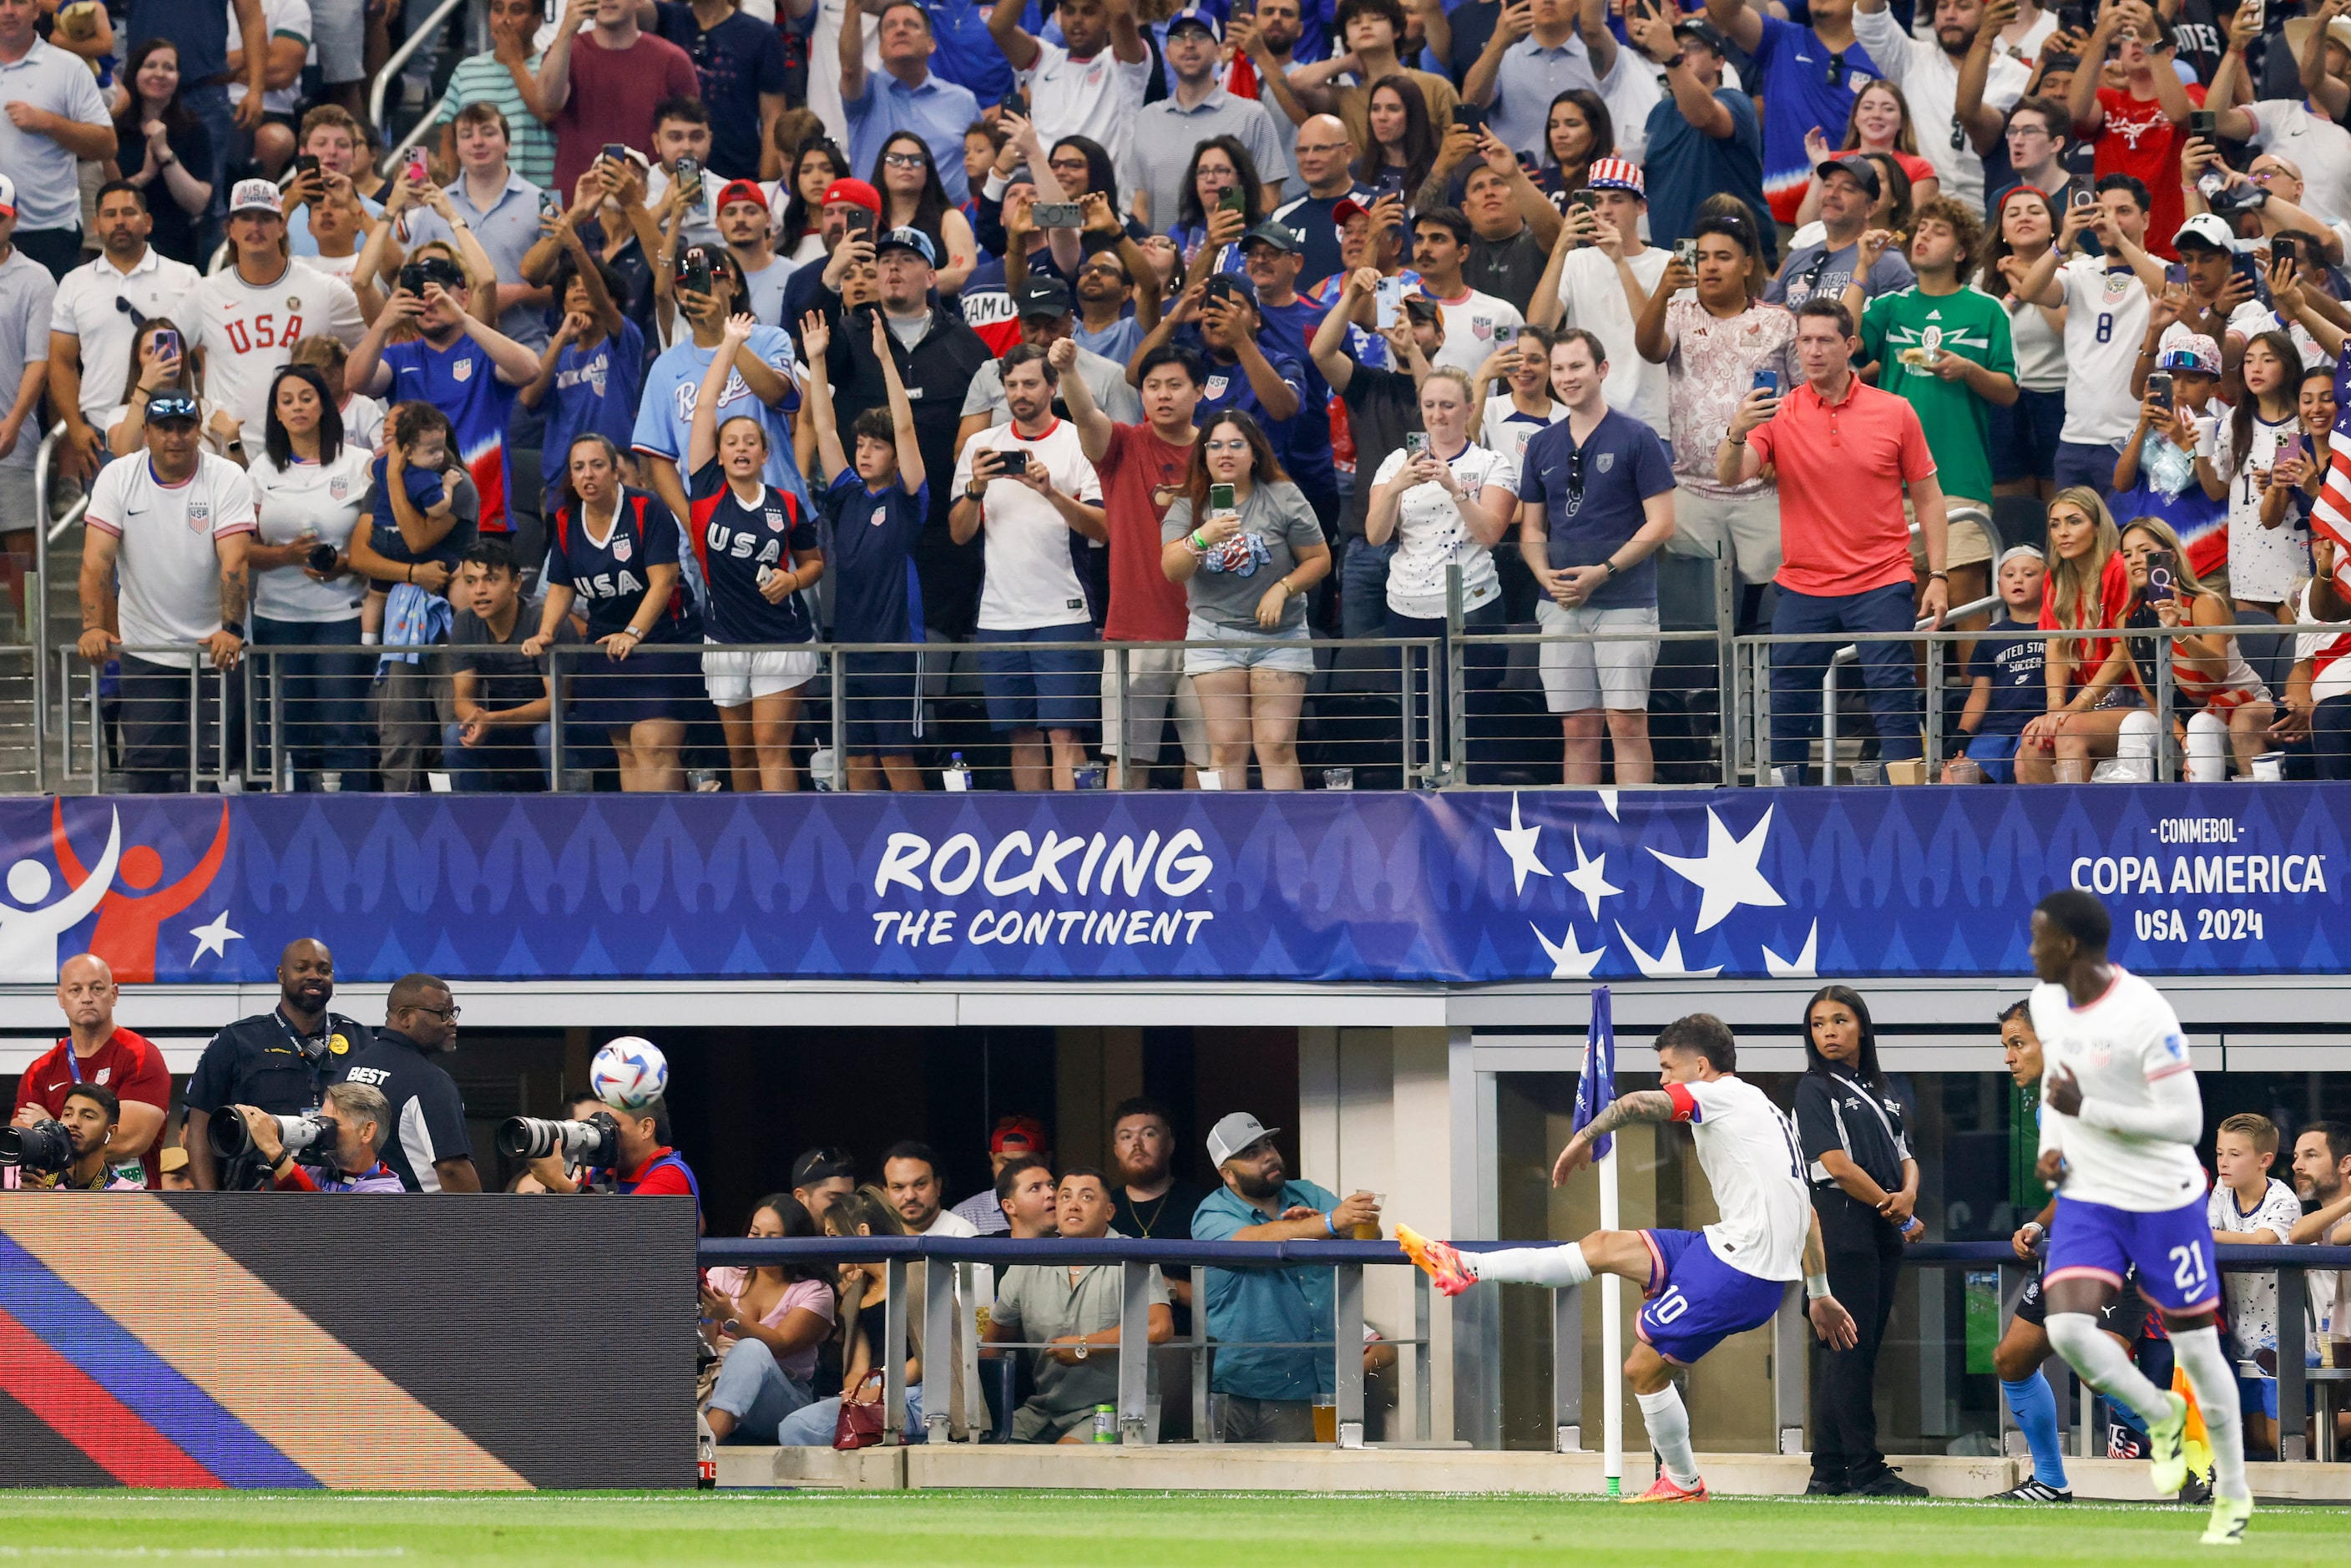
1092;1404;1117;1444
807;746;837;791
943;751;973;792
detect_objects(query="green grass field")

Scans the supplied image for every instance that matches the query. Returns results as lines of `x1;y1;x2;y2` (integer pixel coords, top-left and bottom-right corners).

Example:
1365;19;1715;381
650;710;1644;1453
0;1490;2342;1565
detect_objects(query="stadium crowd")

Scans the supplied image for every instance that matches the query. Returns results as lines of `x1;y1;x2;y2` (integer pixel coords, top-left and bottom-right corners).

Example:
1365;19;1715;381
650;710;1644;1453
6;936;2348;1469
10;0;2351;788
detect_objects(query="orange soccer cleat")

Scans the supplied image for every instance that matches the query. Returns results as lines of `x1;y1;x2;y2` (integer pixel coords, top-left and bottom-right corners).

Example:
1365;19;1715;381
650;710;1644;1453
1396;1223;1479;1297
1626;1472;1710;1504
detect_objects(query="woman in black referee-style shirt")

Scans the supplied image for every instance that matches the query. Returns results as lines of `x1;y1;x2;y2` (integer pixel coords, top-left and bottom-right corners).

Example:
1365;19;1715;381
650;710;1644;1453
1795;984;1924;1498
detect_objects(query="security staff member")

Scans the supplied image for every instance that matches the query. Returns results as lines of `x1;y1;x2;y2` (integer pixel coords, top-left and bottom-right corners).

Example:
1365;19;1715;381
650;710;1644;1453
185;938;369;1190
1794;984;1924;1498
331;973;482;1194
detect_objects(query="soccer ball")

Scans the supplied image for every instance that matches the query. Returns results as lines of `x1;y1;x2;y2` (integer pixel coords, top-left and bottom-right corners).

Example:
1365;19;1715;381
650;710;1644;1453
590;1037;669;1110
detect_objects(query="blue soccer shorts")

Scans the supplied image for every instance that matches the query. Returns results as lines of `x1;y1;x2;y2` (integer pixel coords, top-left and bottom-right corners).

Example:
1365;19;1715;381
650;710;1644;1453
1636;1227;1788;1366
2045;1194;2222;1316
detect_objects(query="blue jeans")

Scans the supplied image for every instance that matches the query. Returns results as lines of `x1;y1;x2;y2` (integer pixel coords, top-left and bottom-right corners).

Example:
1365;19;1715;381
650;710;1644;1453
1339;535;1397;640
251;615;373;781
706;1338;815;1444
777;1381;927;1445
1770;580;1921;781
439;721;552;791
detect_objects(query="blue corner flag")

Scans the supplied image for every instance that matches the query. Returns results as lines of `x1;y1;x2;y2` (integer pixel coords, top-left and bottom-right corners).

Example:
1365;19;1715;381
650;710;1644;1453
1573;986;1616;1160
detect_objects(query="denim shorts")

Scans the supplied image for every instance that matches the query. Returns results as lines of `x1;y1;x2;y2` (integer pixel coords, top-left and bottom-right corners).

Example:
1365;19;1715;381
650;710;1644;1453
975;621;1099;732
1181;614;1315;676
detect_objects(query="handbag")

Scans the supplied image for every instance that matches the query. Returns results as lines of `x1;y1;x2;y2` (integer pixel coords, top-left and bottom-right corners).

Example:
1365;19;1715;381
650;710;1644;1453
832;1370;887;1450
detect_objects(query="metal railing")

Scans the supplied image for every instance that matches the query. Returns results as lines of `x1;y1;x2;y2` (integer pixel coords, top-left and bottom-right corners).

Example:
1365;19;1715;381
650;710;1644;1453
693;1233;2351;1460
696;1234;1433;1449
370;0;475;157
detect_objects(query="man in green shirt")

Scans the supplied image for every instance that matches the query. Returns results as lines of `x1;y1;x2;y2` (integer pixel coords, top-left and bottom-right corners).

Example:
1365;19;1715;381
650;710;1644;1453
1844;198;2019;627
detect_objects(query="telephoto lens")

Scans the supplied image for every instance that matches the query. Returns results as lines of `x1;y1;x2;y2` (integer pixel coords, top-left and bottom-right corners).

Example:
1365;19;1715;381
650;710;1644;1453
494;1112;618;1166
205;1105;334;1161
0;1120;74;1173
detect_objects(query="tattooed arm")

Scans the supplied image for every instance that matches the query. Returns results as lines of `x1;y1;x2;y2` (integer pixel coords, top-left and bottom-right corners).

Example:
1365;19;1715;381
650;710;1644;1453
208;533;250;671
1549;1089;1677;1186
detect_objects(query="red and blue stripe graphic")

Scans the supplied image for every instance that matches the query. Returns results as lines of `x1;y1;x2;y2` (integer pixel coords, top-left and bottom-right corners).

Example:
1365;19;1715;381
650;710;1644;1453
0;1232;316;1487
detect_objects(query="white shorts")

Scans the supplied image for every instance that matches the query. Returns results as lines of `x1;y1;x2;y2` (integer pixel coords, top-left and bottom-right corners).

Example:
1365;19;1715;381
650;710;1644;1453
702;643;819;707
1536;599;1660;714
1100;645;1208;766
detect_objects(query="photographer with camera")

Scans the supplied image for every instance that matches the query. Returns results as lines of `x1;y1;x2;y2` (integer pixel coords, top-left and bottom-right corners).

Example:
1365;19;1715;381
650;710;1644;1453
331;973;482;1194
3;1086;141;1191
230;1082;402;1193
14;955;169;1188
186;938;370;1191
510;1095;700;1217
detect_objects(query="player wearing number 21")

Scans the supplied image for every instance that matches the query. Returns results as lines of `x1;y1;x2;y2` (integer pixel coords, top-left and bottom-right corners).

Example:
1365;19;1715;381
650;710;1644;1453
2026;888;2254;1546
1399;1014;1858;1505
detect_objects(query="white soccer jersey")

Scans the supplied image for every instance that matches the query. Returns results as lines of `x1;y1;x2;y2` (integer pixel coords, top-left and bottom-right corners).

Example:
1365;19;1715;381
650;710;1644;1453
2057;257;2150;447
2030;969;2208;1212
182;259;365;435
85;450;260;651
2208;1176;2307;1359
1667;1074;1811;1281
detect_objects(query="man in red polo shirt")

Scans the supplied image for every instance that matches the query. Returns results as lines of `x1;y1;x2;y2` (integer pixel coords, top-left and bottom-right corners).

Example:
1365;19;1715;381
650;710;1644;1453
12;954;169;1187
1718;296;1950;784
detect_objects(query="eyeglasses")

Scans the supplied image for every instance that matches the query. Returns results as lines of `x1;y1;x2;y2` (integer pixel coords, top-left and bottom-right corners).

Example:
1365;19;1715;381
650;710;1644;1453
1949;113;1965;153
882;151;928;169
2248;168;2288;185
1823;49;1846;89
409;1003;462;1021
1205;438;1251;452
2006;122;2050;141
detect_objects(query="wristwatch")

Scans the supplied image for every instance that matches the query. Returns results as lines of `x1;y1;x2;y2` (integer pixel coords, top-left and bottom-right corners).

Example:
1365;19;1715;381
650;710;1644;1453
1073;1341;1089;1361
220;619;245;639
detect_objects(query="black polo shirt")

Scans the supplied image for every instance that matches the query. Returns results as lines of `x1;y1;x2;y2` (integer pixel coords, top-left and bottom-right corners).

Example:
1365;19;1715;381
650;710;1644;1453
1794;1068;1912;1195
332;1028;473;1193
1111;1176;1213;1335
185;1006;369;1119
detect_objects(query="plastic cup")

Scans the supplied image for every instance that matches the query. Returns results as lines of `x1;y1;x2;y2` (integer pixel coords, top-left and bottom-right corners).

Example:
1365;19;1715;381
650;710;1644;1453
1322;768;1354;791
1312;1397;1338;1444
2252;751;2285;781
2054;758;2088;784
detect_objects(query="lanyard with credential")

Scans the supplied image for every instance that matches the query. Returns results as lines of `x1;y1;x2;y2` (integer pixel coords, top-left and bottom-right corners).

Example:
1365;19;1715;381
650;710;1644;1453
276;1009;332;1098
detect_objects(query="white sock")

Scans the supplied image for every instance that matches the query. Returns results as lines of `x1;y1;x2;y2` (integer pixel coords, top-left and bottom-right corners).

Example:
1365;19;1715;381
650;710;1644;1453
2045;1312;2174;1429
2184;711;2229;781
2116;710;2157;765
1462;1241;1593;1287
2169;1325;2248;1501
1636;1385;1700;1489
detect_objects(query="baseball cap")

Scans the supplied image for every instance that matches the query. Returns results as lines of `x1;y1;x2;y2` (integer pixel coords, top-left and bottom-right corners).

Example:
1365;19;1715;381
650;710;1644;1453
1013;277;1074;319
790;1145;856;1186
1206;272;1261;308
1585;157;1645;196
1816;153;1881;202
988;1114;1049;1155
1167;4;1221;39
230;177;285;217
145;391;200;423
158;1146;190;1176
714;178;768;213
0;174;14;220
822;177;883;216
1995;544;2046;571
1206;1111;1279;1167
875;225;938;265
2157;333;2222;377
1241;220;1302;253
1673;17;1728;50
2172;213;2237;254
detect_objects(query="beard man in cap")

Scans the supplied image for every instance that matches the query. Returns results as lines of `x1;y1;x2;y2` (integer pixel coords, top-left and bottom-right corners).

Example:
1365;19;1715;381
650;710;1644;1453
1190;1110;1379;1440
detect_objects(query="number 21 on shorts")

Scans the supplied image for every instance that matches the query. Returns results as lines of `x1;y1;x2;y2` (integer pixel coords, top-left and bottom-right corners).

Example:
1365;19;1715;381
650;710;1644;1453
2170;1240;2207;1292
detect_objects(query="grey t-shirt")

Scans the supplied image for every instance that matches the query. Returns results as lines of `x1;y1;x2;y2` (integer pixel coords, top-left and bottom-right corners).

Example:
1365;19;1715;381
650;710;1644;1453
1160;479;1325;633
0;251;57;474
960;344;1142;426
1765;238;1914;311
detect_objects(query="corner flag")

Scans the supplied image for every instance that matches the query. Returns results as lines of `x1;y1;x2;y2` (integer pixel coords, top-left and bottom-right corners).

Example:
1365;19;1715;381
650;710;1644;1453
1574;986;1616;1160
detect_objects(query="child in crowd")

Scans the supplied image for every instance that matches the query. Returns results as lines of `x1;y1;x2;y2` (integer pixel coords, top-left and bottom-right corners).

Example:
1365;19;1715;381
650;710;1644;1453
2207;1113;2307;1459
1946;545;2049;782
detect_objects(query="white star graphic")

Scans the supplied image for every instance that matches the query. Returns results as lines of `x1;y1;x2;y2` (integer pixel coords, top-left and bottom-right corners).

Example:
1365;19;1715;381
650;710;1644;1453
188;910;242;961
1763;919;1820;979
1648;805;1787;933
1594;787;1620;821
1614;923;1723;980
1493;792;1553;896
1562;827;1622;923
1532;920;1605;979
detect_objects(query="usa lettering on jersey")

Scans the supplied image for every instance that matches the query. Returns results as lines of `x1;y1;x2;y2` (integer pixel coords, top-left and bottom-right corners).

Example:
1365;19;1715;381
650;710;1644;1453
221;311;307;354
576;569;650;600
703;520;785;565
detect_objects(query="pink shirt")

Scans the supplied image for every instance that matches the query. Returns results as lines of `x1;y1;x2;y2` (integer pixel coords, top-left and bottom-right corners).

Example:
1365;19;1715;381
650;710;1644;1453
1746;374;1935;598
705;1268;837;1382
551;30;700;198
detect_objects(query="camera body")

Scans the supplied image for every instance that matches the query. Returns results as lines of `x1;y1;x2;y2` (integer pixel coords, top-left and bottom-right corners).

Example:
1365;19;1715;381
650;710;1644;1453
0;1120;74;1175
496;1111;619;1166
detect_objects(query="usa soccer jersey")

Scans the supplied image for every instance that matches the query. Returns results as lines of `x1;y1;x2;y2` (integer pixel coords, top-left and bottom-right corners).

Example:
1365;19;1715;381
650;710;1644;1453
381;335;521;533
546;489;702;644
685;461;820;645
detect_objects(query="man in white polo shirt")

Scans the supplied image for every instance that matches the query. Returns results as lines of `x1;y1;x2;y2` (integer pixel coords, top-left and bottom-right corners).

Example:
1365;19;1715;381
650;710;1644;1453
76;392;258;792
0;0;118;277
988;0;1152;173
48;181;201;487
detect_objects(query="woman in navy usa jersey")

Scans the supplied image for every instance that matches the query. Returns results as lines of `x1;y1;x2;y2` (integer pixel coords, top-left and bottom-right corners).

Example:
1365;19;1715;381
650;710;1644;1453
524;433;705;792
686;316;825;792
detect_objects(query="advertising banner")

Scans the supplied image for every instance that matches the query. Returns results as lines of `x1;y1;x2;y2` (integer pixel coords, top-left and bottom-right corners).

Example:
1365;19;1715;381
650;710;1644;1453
0;787;2341;985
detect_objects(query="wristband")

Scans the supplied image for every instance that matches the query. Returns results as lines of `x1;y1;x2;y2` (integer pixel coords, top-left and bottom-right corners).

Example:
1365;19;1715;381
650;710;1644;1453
1805;1272;1832;1301
1189;530;1210;550
2021;1221;2045;1240
1324;1211;1339;1237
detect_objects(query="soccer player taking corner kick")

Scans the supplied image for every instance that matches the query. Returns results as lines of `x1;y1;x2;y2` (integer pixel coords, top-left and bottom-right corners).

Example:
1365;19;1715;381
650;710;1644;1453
1399;1014;1858;1504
